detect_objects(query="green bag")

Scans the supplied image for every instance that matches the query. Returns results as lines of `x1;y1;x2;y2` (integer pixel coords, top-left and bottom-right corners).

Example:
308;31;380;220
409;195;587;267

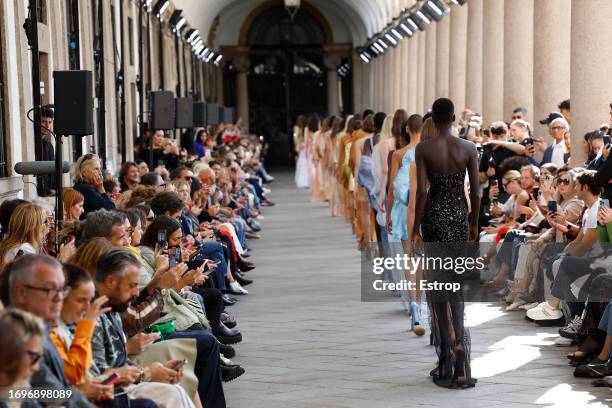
147;317;176;340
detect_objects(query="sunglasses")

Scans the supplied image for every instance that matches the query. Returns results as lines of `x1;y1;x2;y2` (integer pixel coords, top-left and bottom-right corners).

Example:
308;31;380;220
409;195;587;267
556;178;571;186
511;116;522;120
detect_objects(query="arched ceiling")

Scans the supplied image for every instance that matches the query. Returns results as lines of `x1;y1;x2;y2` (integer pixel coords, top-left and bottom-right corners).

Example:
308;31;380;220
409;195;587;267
172;0;403;47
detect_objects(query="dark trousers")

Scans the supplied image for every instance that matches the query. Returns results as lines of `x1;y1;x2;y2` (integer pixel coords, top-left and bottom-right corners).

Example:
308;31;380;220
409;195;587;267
166;325;226;408
190;286;224;333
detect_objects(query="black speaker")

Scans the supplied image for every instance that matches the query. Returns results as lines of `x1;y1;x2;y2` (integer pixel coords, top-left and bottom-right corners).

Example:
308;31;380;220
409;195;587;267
206;103;220;125
224;107;235;124
53;70;93;136
175;97;193;128
150;91;175;130
193;102;207;126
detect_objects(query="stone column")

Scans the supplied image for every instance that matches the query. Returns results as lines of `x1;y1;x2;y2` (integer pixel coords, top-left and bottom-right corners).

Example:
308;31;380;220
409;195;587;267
466;0;483;114
407;35;418;114
482;0;504;124
234;57;249;132
533;0;570;143
449;3;468;115
424;24;437;111
570;0;612;166
416;30;426;113
503;0;534;122
435;15;450;99
324;55;341;116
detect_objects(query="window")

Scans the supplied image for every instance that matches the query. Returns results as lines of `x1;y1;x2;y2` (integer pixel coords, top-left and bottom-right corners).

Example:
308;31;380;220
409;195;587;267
0;24;8;177
66;0;80;70
36;0;47;24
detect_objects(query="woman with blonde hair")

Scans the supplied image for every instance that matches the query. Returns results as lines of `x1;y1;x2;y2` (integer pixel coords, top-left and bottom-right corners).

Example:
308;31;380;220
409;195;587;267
0;204;47;262
68;238;113;279
63;187;85;221
73;153;115;216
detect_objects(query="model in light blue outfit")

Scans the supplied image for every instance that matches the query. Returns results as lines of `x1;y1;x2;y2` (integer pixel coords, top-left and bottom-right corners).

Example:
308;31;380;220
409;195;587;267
391;148;416;242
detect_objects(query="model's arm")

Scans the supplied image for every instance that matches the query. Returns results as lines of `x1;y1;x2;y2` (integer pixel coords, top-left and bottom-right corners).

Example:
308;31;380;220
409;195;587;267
407;161;418;237
467;143;481;241
386;151;401;232
412;144;428;240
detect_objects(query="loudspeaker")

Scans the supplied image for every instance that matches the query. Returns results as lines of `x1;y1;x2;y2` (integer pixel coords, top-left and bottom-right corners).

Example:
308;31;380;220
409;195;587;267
206;103;220;125
175;97;193;128
224;107;235;124
53;70;93;136
150;91;175;130
193;102;207;126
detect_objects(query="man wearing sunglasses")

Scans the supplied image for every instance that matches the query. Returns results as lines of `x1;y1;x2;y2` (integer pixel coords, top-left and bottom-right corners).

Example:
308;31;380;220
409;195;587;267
538;113;570;167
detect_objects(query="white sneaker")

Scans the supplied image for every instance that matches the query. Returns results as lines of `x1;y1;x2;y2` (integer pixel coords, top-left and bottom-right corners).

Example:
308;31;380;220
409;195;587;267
263;187;272;194
553;336;573;346
230;281;248;295
526;302;563;321
520;302;539;310
256;215;265;220
220;355;235;365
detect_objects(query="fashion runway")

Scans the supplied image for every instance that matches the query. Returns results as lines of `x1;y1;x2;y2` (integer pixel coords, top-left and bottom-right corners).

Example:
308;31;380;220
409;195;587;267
225;171;610;408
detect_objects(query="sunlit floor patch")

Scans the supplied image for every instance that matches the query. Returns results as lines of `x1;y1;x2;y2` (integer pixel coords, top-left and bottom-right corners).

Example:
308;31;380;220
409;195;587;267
535;384;611;407
465;303;505;328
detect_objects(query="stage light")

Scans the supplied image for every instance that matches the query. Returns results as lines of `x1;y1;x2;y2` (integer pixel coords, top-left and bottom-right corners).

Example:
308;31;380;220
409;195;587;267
377;38;389;49
205;52;215;63
423;0;447;22
450;0;467;5
399;22;413;37
405;16;421;32
390;28;403;41
214;54;223;65
193;43;204;54
360;52;370;63
153;0;169;18
170;10;186;34
192;38;203;49
415;10;431;25
384;33;398;46
187;30;199;44
373;42;385;54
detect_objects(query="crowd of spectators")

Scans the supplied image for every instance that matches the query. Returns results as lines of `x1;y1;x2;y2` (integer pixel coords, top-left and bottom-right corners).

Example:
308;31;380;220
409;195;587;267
0;120;275;407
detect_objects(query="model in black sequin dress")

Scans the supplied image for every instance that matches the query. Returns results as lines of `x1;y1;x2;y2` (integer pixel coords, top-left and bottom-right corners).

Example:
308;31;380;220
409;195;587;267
422;171;476;388
412;98;480;390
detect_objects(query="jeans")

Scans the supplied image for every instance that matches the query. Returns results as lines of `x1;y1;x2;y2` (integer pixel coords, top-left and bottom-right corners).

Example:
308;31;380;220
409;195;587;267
199;241;228;290
166;325;226;408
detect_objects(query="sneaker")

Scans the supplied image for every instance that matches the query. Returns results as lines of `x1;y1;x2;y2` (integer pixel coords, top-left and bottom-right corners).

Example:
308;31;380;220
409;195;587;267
554;336;574;346
526;302;563;321
559;316;584;339
520;302;539;310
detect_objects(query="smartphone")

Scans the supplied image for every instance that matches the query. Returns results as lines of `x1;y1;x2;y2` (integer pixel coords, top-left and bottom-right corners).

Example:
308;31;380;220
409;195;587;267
101;372;121;386
521;138;534;147
157;230;167;251
548;200;558;214
490;179;498;190
174;359;187;370
601;199;610;208
167;247;182;267
532;188;540;199
603;135;611;146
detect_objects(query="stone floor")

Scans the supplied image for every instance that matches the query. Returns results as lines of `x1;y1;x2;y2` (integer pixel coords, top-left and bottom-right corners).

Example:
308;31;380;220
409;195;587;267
225;171;611;408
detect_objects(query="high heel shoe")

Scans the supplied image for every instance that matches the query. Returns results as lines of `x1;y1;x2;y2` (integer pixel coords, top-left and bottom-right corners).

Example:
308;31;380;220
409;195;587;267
410;302;426;336
452;345;477;388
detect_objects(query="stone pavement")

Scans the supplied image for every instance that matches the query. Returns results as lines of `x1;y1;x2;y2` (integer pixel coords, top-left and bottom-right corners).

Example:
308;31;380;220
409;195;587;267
225;172;612;408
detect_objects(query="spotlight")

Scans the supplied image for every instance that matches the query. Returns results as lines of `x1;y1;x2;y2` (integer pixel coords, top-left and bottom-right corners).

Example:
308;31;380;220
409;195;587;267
384;33;398;47
368;44;380;55
404;16;421;32
360;53;370;63
450;0;467;5
202;48;211;58
422;0;447;22
390;28;404;41
399;22;413;37
193;43;204;53
169;10;186;34
192;38;203;49
373;42;385;54
377;38;389;49
214;54;223;65
153;0;169;18
187;30;199;44
412;11;430;27
205;52;215;63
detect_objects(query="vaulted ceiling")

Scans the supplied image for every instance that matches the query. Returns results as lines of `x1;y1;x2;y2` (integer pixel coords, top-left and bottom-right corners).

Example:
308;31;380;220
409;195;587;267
173;0;410;47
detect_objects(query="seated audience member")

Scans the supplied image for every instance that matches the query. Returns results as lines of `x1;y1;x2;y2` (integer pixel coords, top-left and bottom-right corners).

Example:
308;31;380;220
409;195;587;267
119;161;141;192
63;188;85;221
74;154;116;216
0;204;48;262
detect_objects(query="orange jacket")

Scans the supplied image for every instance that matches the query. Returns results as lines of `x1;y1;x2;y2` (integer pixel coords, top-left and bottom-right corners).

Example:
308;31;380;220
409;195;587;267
50;319;95;385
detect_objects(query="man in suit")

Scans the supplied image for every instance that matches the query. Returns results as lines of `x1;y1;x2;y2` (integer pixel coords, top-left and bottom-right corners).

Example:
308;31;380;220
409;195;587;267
539;113;570;167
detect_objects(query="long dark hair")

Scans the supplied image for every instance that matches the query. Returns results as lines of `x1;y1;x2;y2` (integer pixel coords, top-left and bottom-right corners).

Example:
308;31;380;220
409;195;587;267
392;109;409;148
307;114;320;133
140;215;181;248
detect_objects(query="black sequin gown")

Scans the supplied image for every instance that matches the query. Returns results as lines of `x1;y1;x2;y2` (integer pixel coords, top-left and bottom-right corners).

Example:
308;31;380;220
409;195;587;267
422;172;476;388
